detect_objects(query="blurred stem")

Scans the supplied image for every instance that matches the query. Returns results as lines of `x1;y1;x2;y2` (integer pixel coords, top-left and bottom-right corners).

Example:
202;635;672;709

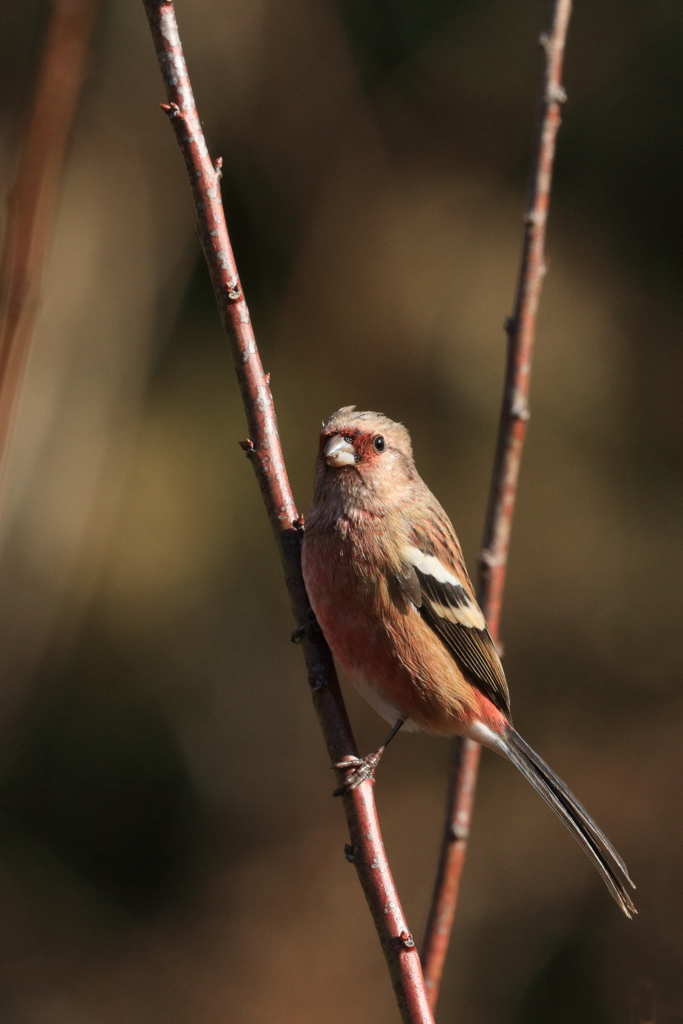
0;0;98;475
141;3;434;1022
420;0;573;1007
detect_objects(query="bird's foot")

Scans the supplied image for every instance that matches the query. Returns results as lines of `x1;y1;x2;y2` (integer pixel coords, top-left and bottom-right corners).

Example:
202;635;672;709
291;614;322;644
332;752;382;796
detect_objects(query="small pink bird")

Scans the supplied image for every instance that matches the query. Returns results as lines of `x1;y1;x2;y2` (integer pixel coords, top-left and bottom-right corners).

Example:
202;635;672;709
301;407;636;917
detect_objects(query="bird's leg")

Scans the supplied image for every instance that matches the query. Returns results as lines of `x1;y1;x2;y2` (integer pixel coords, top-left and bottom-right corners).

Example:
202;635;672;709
332;718;406;796
291;612;322;644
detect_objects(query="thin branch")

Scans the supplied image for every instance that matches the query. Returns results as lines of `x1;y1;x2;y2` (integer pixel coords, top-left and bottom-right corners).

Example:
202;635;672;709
420;735;479;1003
0;0;98;475
140;3;434;1021
420;0;573;1006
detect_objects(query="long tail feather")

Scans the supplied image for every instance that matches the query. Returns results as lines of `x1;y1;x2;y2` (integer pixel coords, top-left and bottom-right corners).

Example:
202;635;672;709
503;726;636;918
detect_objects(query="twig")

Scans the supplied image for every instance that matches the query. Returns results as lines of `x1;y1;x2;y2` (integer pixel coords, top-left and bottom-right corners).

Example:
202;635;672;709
141;3;434;1021
0;0;98;475
420;0;573;1006
420;735;479;1003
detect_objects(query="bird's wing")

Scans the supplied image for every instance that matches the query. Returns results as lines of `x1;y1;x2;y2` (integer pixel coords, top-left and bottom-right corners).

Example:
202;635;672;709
396;512;511;718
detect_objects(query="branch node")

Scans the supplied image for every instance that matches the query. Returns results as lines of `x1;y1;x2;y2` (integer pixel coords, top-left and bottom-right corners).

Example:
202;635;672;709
226;281;241;301
449;823;469;841
393;931;416;950
239;438;255;454
344;843;356;863
479;548;504;570
524;209;547;227
504;316;517;336
160;101;180;118
511;395;531;421
310;669;327;692
213;156;223;179
291;616;321;644
547;83;567;104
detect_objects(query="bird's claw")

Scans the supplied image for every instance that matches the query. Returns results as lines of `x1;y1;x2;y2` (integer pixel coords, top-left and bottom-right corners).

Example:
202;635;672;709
332;753;381;796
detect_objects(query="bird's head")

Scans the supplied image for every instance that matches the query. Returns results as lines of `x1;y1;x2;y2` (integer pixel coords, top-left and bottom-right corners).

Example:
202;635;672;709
311;406;418;514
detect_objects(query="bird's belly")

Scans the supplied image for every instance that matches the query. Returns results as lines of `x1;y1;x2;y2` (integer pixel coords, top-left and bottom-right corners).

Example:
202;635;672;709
302;545;414;720
302;535;477;735
348;668;420;732
316;603;421;732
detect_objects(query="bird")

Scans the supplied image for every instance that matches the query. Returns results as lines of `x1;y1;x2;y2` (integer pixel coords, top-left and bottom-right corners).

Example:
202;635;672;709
300;406;636;917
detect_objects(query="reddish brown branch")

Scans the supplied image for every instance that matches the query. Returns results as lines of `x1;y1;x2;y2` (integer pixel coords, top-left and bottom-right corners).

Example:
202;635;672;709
420;0;573;1006
420;735;479;1003
141;3;433;1021
0;0;98;474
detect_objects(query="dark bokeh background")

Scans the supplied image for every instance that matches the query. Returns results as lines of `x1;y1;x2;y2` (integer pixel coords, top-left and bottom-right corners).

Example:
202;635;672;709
0;0;681;1021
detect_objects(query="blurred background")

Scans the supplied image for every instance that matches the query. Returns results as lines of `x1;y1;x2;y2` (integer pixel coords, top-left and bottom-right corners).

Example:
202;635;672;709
0;0;680;1021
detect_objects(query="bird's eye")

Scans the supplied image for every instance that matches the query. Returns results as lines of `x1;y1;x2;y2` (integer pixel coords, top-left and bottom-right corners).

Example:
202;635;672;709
343;435;354;445
373;435;386;452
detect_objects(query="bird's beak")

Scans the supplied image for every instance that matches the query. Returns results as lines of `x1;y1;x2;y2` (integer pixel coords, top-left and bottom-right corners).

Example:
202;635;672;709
324;435;356;467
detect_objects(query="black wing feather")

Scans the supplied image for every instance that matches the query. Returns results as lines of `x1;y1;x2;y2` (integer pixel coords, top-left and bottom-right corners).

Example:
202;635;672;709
397;560;511;718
